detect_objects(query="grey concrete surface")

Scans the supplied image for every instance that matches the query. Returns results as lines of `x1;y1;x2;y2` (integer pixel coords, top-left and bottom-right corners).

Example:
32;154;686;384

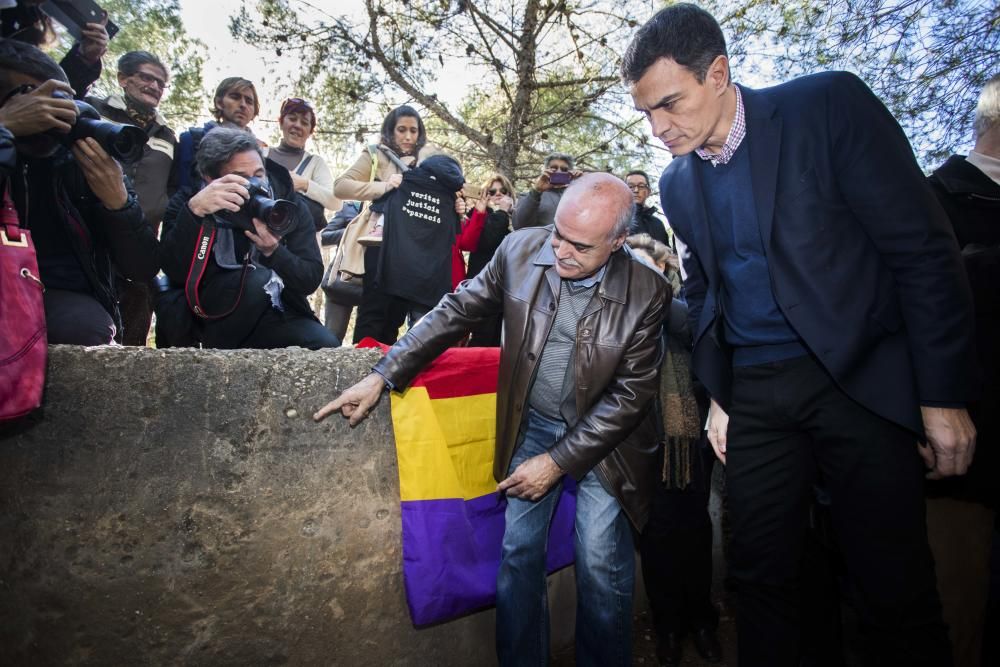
0;345;503;666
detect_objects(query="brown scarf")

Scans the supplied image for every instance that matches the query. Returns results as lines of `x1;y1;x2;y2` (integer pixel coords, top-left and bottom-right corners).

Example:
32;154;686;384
122;92;157;129
659;336;703;489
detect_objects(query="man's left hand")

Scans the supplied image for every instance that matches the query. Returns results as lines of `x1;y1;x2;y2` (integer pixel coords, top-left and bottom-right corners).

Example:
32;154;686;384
918;406;976;478
497;453;564;500
79;16;110;65
245;219;280;257
71;138;128;210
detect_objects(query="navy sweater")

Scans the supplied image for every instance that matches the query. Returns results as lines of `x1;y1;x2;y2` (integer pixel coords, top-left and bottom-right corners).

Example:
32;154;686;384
697;141;807;366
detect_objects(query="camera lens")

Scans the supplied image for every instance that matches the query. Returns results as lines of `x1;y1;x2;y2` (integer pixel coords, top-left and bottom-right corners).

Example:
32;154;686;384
252;196;296;236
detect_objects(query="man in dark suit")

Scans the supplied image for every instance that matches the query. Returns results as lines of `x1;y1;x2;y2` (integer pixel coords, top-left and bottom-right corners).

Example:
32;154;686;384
621;5;978;666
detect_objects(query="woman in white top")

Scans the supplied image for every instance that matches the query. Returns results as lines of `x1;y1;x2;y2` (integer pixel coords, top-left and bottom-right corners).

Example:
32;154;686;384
265;97;340;219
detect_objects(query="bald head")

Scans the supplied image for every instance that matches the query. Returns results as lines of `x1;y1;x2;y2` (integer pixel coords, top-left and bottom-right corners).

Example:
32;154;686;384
550;173;634;280
557;172;635;241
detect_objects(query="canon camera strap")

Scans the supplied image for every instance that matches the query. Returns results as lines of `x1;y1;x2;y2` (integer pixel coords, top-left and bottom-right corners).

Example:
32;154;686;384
183;216;252;319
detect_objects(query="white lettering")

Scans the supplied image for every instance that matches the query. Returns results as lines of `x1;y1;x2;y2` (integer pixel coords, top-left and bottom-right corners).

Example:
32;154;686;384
197;236;210;260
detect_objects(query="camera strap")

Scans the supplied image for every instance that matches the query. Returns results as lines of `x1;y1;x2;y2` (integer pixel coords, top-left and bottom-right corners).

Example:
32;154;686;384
184;216;252;320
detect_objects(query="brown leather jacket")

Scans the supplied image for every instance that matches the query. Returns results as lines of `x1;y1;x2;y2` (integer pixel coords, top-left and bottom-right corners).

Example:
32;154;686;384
374;226;669;529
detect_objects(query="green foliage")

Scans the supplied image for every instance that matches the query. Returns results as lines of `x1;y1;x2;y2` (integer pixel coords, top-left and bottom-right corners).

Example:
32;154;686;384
227;0;995;182
230;0;656;189
52;0;206;130
700;0;998;167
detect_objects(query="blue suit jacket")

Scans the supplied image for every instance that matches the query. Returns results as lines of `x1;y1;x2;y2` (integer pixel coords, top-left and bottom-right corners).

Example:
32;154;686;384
659;72;977;435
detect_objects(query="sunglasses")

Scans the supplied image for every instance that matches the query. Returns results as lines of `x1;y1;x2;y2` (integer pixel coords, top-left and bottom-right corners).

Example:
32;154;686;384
488;188;509;196
132;71;168;89
281;97;314;113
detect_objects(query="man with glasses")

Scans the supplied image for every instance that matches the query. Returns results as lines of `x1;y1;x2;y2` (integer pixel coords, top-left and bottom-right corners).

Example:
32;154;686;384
625;169;671;249
513;151;582;229
87;51;176;345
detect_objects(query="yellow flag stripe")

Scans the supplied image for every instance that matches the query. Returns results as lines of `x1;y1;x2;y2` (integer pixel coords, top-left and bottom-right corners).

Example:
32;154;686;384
391;387;498;501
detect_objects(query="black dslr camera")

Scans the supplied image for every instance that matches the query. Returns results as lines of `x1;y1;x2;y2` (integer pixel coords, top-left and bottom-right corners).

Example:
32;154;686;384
215;177;297;236
51;92;148;164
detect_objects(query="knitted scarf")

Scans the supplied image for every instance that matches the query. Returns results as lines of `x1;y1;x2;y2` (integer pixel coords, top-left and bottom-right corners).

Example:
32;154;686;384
659;336;703;489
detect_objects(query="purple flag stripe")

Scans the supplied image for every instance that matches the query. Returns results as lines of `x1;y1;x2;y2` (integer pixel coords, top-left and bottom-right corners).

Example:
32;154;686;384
401;480;577;626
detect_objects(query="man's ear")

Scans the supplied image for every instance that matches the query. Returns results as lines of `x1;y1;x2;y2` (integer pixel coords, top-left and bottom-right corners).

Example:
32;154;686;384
707;55;731;95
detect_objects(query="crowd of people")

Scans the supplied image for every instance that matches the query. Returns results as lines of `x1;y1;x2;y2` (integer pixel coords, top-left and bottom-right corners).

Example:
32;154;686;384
1;1;997;667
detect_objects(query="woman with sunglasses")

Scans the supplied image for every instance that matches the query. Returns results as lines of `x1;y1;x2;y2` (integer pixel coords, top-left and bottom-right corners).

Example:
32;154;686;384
462;173;516;346
265;97;339;228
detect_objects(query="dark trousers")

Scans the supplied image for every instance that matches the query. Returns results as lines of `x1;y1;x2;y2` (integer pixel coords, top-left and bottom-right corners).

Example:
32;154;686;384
116;278;153;346
43;288;115;345
323;300;353;343
726;354;949;667
353;246;429;345
237;308;340;349
640;439;719;637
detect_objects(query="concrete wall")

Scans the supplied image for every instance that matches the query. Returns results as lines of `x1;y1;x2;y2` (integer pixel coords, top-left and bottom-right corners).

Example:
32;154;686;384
0;346;522;666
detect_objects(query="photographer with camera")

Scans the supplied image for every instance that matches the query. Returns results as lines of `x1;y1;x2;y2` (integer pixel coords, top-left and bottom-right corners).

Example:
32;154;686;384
87;50;176;346
0;39;156;345
1;1;110;99
158;127;339;350
511;151;582;230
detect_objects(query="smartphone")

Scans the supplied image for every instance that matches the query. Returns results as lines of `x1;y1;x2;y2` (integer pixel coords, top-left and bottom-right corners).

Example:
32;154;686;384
549;171;572;186
462;183;483;200
42;1;120;41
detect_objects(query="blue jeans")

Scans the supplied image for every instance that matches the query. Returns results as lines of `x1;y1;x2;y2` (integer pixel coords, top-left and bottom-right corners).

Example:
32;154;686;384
496;409;634;666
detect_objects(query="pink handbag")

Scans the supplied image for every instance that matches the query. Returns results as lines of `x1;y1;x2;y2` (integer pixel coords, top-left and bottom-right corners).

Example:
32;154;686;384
0;185;46;420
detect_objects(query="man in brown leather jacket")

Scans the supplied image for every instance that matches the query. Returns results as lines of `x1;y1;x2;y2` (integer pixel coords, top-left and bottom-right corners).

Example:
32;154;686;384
316;173;668;666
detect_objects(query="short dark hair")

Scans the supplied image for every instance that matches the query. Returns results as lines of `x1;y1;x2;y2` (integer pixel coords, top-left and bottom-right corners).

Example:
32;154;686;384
117;51;168;80
380;104;427;156
196;127;262;180
620;3;728;84
625;169;651;186
212;77;260;121
0;38;67;94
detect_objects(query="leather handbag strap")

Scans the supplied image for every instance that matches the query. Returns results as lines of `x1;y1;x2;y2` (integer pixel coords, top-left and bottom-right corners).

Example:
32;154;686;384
377;145;411;173
295;154;313;175
183;216;252;320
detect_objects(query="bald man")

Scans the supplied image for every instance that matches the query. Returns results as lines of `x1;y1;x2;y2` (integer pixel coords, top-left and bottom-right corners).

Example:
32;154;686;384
316;173;669;666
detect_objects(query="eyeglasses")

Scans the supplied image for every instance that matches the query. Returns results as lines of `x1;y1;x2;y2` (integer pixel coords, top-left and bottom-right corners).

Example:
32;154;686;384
627;183;649;193
548;165;571;173
132;71;168;90
488;188;509;196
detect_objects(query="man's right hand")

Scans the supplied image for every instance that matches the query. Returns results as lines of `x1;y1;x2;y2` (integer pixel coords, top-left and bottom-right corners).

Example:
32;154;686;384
706;398;729;464
0;80;77;137
532;170;553;193
313;372;386;426
187;174;249;217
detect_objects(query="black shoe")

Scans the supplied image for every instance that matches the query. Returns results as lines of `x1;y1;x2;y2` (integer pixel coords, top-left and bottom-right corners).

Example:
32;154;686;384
655;632;683;666
691;627;723;663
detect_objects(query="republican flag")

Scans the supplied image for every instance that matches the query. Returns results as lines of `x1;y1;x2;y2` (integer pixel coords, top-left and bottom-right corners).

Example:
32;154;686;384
368;341;577;626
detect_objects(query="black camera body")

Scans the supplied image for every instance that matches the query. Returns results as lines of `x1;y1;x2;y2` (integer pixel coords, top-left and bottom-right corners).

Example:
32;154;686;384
48;92;148;163
215;177;297;237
